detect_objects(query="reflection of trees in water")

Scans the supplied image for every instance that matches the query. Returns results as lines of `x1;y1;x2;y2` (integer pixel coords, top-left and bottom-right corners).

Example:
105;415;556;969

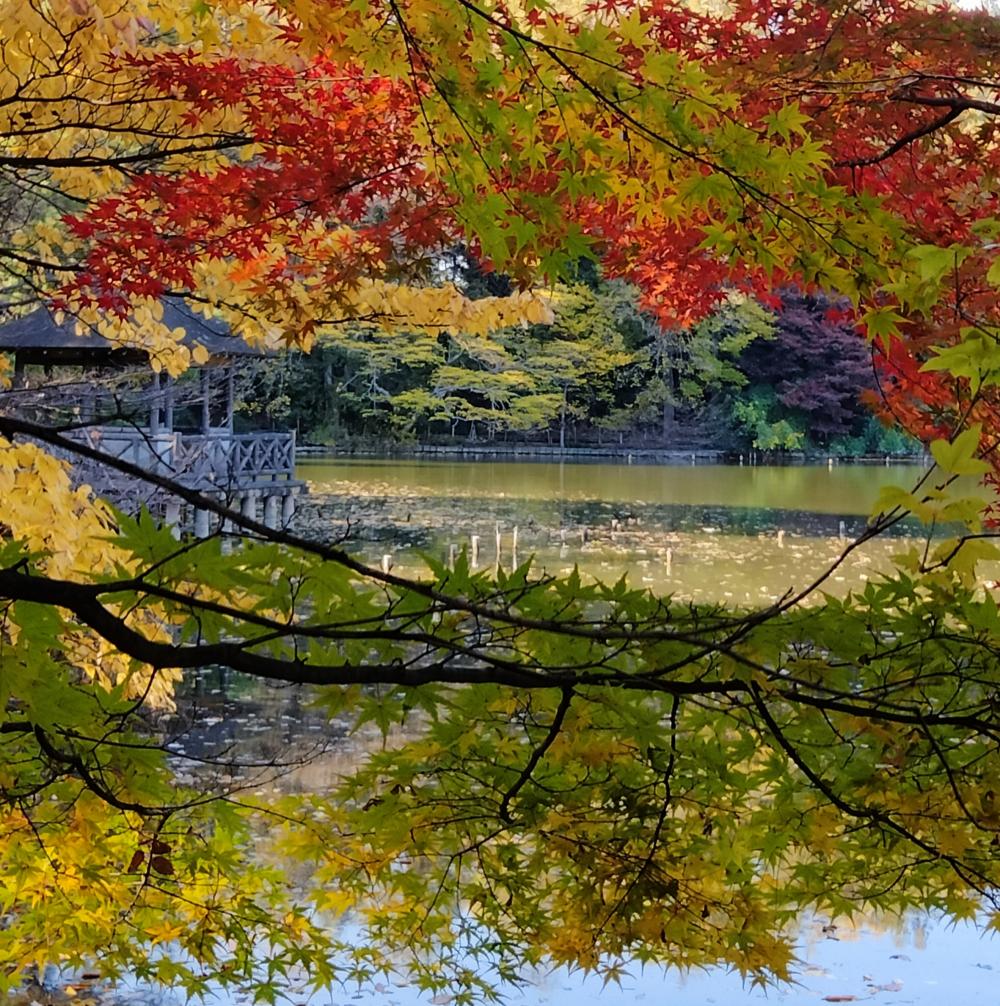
292;488;927;606
166;669;425;797
302;486;923;544
165;669;354;794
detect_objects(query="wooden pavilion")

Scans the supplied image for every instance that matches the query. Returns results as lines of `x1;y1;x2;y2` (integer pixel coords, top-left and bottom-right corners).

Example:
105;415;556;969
0;302;304;535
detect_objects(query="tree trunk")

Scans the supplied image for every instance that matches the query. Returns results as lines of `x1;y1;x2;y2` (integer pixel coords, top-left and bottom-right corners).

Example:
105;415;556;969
560;385;567;450
661;398;675;445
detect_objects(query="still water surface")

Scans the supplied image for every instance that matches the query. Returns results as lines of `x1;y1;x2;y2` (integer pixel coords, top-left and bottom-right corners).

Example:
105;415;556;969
296;458;938;605
114;459;994;1006
287;458;999;1002
297;456;922;511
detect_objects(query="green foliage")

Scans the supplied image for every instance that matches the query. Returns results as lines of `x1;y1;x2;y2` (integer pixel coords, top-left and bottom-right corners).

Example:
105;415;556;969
278;271;647;444
276;282;898;457
7;488;1000;998
828;416;919;458
730;388;806;450
674;297;775;401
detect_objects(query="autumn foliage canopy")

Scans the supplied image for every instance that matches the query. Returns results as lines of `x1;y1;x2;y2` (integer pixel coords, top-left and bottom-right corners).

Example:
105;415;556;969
4;0;1000;1000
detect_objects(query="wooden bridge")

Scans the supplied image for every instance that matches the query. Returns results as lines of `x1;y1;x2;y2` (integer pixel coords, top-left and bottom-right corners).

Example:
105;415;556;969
0;302;305;536
69;427;302;533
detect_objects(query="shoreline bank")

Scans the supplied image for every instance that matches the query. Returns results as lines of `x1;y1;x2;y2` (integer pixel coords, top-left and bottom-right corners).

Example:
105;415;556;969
296;442;926;465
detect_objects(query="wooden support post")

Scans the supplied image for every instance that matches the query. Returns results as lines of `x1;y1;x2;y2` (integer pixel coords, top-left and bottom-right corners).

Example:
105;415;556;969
448;543;457;569
511;525;518;569
200;368;211;434
470;534;480;568
193;508;211;538
164;501;181;538
665;547;673;575
225;364;235;433
281;493;296;527
241;492;258;523
149;371;161;435
495;521;502;569
263;494;280;529
381;554;392;574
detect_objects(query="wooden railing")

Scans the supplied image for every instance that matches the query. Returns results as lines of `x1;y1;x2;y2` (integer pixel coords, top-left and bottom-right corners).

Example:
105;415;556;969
68;428;298;493
174;431;297;489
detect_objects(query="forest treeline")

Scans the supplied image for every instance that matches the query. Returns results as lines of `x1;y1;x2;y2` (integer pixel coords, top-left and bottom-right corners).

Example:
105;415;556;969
242;260;917;456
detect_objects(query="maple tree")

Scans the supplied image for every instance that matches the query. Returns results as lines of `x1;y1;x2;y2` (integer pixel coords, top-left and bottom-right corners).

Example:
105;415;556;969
731;288;875;448
5;0;1000;1003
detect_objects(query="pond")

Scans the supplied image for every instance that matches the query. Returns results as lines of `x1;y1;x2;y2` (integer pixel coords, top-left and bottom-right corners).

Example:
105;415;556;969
32;459;994;1006
295;457;938;605
287;456;1000;1003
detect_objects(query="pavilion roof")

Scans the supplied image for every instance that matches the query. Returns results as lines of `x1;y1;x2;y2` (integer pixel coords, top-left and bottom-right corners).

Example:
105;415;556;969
0;301;265;361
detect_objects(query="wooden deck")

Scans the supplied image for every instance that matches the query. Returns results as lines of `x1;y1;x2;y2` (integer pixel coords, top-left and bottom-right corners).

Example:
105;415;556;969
66;427;304;532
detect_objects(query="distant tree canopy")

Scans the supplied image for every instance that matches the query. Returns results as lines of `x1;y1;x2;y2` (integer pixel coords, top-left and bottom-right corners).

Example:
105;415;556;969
263;277;909;455
737;291;874;441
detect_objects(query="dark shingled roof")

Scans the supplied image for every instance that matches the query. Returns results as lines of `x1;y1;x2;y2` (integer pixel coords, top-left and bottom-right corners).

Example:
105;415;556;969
0;301;265;358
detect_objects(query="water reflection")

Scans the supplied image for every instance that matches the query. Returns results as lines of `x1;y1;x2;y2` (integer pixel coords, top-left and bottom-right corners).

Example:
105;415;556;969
295;459;946;605
297;459;925;515
20;460;993;1006
162;671;1000;1006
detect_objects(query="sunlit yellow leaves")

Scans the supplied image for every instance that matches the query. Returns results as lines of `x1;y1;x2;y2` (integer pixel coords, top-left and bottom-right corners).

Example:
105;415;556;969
0;788;337;998
0;441;114;579
313;888;354;915
0;440;181;705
